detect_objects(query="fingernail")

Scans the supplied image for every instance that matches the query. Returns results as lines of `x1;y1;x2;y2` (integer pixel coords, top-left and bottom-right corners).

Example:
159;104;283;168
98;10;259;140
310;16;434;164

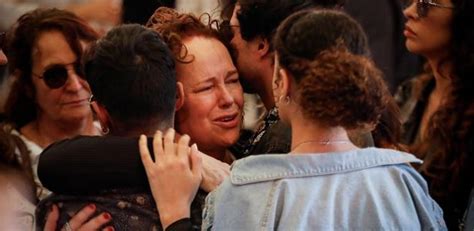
88;204;96;210
105;227;115;231
103;212;112;220
50;204;55;212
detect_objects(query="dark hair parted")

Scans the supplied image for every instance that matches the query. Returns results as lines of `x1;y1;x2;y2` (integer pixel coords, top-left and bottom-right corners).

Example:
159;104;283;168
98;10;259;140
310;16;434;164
236;0;345;49
274;10;391;130
146;7;222;63
3;8;98;128
84;24;176;131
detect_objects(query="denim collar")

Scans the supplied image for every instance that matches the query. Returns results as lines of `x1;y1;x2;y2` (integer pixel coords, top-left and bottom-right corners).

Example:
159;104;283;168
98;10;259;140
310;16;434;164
230;148;422;185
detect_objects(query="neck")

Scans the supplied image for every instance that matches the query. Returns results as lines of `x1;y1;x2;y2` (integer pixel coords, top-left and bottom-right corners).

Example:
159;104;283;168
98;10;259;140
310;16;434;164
257;61;276;110
110;123;172;137
427;58;453;96
289;111;357;154
23;113;98;148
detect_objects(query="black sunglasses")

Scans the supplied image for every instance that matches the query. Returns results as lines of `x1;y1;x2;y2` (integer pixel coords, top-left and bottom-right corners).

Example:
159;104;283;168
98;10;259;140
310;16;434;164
33;62;85;89
404;0;454;18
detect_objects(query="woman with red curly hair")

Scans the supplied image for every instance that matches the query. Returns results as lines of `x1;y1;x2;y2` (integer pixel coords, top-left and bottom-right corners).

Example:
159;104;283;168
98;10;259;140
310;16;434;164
140;9;446;230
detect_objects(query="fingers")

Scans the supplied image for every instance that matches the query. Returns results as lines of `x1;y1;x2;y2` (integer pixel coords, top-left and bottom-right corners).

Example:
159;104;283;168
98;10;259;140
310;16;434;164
44;204;59;231
177;135;191;158
190;144;203;178
78;212;112;231
152;130;164;161
163;129;176;157
139;135;153;169
68;204;97;229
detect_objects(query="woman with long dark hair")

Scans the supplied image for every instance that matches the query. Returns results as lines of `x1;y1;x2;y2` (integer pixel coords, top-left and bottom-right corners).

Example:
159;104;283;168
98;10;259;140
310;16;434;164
396;0;474;228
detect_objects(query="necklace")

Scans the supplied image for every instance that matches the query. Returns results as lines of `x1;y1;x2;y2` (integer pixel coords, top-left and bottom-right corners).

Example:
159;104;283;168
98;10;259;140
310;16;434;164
291;139;351;152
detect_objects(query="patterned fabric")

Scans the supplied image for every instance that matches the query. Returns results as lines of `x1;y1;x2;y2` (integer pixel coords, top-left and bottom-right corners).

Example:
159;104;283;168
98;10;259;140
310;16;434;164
394;73;435;145
35;189;206;231
234;107;291;158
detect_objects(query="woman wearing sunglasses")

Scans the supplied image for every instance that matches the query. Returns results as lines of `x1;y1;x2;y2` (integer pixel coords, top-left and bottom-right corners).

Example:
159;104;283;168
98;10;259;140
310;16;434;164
396;0;474;229
2;8;102;199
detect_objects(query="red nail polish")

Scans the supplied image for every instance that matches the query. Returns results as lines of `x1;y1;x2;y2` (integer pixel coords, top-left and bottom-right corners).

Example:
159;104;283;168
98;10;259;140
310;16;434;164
106;227;115;231
103;212;111;220
88;204;96;210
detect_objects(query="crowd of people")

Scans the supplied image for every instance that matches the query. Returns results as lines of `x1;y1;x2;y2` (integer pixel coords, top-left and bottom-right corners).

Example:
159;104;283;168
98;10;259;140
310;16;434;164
0;0;472;230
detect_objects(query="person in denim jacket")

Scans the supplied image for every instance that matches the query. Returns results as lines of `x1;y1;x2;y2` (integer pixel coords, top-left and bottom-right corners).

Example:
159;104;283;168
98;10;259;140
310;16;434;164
140;10;446;231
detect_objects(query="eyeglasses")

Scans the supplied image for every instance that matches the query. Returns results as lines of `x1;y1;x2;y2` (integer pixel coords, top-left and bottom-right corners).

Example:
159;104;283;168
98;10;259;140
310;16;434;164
32;62;85;89
404;0;454;18
0;32;6;49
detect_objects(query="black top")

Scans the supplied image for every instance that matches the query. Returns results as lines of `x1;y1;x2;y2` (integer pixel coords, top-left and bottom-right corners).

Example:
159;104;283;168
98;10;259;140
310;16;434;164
37;136;205;230
38;136;151;194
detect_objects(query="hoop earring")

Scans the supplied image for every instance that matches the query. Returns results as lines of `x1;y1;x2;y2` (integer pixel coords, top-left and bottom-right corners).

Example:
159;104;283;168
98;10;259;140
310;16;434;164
278;95;291;105
102;127;110;135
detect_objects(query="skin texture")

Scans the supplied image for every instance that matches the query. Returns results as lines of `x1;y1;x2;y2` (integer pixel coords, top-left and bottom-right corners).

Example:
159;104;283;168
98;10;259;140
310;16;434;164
30;30;92;124
20;30;97;148
403;0;453;60
139;129;202;230
44;204;114;231
175;37;243;161
0;49;6;65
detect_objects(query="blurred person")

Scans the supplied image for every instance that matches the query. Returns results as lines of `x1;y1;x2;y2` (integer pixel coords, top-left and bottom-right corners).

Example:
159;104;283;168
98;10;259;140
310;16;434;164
396;0;474;229
2;8;101;199
0;0;121;34
0;125;36;230
141;10;446;230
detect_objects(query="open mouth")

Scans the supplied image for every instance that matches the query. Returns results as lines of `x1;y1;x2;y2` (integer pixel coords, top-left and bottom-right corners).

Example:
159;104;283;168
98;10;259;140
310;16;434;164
214;113;240;129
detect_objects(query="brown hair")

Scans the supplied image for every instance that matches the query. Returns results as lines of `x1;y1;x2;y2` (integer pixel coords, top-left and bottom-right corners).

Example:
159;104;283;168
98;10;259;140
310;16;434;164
3;8;99;128
274;10;391;131
145;7;222;63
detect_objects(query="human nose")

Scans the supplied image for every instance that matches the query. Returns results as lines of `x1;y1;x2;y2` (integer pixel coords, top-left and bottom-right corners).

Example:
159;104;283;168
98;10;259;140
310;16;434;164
0;49;7;65
404;0;418;19
218;85;234;108
64;68;85;92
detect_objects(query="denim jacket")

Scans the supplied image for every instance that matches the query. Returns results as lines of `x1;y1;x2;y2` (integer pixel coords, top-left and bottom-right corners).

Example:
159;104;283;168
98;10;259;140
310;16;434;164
202;148;446;230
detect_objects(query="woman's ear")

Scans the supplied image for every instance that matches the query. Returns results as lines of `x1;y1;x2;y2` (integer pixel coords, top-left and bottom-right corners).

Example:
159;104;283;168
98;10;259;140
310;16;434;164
175;81;185;111
278;68;291;100
90;101;111;133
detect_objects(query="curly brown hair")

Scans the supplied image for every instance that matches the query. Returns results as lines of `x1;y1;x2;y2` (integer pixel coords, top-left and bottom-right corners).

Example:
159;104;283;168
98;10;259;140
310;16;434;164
145;7;222;63
295;46;387;130
274;10;391;131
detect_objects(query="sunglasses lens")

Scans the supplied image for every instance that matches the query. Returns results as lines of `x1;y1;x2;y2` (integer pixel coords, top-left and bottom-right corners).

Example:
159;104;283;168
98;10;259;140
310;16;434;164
74;63;85;79
417;1;428;17
43;66;68;89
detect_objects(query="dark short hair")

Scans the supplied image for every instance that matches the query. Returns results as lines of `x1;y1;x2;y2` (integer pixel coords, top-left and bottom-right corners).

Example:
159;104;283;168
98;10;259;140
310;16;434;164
3;8;98;128
84;24;176;130
274;10;389;130
236;0;345;49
